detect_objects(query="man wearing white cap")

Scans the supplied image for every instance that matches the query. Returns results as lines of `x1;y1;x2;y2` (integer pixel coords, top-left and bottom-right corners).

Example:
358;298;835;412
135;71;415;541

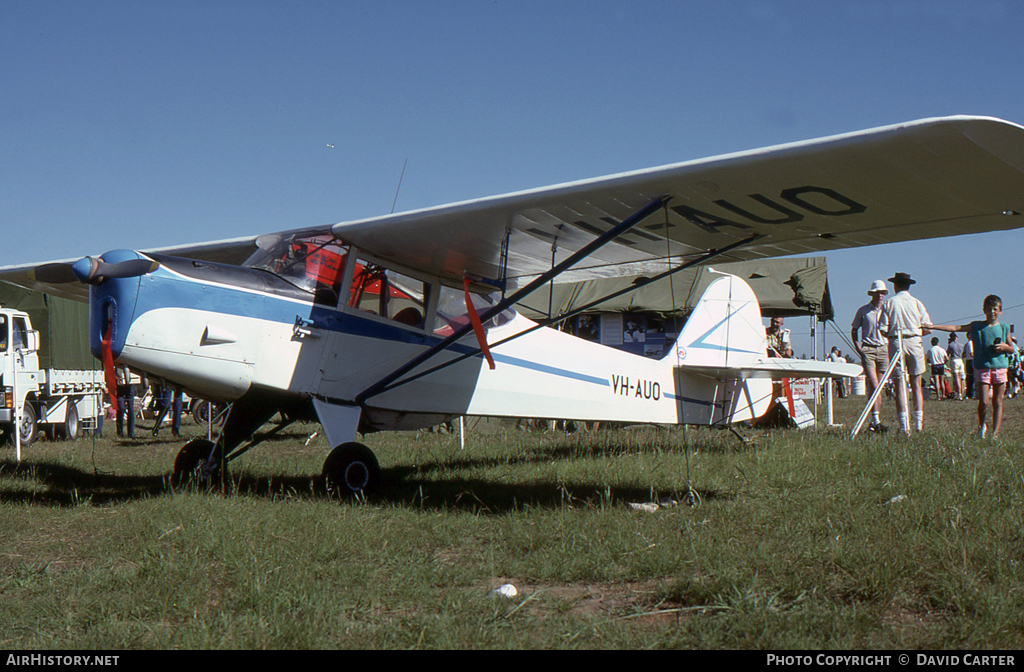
878;272;932;434
851;280;890;432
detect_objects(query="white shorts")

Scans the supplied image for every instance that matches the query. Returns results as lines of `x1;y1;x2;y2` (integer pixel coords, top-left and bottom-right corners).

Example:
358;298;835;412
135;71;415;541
888;336;926;376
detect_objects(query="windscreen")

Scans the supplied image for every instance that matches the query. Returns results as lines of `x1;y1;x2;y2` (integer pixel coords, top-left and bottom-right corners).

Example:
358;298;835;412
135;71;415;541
244;233;349;299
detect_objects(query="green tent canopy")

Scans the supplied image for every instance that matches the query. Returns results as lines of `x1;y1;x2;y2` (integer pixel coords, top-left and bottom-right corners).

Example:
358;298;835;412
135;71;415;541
516;257;833;322
0;284;97;371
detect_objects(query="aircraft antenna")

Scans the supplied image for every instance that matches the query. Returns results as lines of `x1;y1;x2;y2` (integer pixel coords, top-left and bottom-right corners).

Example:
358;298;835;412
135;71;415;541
390;158;408;214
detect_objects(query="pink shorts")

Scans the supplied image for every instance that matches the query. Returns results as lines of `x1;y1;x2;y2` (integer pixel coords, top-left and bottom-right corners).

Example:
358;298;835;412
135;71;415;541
977;368;1008;385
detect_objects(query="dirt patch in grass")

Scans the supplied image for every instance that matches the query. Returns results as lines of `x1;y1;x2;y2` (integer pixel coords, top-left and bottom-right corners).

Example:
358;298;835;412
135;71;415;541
881;604;949;642
486;577;675;623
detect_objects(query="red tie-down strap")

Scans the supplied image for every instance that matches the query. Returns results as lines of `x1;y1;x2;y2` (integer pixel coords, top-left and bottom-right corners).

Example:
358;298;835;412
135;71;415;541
463;276;495;370
102;322;119;415
782;378;796;418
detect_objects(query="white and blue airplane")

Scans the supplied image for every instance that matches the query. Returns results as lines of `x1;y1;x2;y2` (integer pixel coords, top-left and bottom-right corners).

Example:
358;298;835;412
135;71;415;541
2;115;1024;494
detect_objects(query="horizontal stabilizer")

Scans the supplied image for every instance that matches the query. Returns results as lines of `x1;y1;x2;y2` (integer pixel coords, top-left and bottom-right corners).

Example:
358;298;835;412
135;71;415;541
682;358;862;381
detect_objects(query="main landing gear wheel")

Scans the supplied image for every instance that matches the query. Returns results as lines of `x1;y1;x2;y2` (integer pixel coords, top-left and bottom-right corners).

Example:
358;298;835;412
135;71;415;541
322;442;380;497
171;438;227;488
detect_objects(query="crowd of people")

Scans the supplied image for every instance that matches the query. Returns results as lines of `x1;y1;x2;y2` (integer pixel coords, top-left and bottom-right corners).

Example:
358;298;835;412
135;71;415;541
848;273;1021;439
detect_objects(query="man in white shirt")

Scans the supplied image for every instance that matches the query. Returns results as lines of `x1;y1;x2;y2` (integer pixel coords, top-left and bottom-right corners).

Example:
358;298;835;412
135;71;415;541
878;272;932;434
928;337;949;400
766;316;793;358
851;279;889;431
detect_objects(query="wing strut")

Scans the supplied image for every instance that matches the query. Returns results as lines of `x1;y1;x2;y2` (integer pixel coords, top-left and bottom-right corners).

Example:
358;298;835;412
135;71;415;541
355;196;670;406
364;232;764;398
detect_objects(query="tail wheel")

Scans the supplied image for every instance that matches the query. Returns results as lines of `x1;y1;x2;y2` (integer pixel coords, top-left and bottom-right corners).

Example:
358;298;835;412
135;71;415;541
171;438;226;487
323;442;380;496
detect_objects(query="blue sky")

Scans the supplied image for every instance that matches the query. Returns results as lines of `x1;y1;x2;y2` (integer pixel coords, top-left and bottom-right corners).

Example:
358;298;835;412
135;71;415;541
3;1;1023;356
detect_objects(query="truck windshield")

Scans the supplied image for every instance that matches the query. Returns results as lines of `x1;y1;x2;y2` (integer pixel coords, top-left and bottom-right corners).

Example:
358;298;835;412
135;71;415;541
0;315;6;352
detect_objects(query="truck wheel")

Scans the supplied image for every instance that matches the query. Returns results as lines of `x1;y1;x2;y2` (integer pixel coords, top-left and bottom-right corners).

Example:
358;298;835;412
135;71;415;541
190;400;226;425
18;404;37;446
55;403;79;441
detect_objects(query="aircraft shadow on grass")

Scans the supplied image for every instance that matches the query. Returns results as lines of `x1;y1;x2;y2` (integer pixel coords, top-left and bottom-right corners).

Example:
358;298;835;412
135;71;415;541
0;450;727;511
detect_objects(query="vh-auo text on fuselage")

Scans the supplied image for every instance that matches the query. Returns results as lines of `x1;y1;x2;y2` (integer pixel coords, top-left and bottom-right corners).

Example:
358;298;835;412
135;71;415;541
610;375;661;401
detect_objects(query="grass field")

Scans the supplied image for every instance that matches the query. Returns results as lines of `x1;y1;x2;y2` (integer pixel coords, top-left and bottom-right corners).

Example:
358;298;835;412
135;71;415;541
3;393;1024;649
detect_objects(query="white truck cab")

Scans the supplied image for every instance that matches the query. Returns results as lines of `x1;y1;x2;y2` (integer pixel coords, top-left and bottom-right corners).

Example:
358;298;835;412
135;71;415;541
0;307;105;449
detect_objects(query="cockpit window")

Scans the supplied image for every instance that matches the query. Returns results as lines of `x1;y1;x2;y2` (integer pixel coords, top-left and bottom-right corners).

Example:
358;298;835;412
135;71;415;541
244;233;349;304
242;232;517;334
349;261;430;329
433;285;515;337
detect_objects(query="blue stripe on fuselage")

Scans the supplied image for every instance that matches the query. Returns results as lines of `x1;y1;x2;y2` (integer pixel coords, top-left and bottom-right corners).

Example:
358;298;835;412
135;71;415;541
129;269;705;401
490;353;609;386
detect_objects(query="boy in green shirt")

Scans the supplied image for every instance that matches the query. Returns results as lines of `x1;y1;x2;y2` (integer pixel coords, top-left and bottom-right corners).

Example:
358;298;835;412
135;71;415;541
926;295;1014;439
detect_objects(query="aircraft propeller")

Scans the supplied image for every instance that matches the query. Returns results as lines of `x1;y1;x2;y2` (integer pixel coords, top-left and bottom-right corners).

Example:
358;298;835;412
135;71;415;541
28;253;159;415
31;256;159;285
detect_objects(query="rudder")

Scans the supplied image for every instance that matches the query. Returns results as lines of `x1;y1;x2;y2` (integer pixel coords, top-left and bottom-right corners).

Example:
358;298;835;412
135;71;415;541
664;272;774;425
665;272;767;369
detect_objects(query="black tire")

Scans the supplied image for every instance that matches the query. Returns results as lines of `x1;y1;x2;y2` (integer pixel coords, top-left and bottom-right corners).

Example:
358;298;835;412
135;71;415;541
190;400;226;426
18;404;37;446
171;438;226;487
322;442;380;497
190;400;209;424
55;403;79;441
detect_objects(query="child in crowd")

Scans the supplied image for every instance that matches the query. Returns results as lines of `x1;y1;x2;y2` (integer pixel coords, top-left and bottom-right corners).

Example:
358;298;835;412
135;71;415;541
926;295;1015;439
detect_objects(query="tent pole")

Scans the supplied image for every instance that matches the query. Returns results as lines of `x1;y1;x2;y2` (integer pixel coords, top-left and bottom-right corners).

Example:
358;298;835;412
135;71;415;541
811;315;818;423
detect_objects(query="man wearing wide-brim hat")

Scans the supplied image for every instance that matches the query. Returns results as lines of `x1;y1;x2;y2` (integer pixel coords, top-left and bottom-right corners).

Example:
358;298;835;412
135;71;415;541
878;272;932;434
851;279;890;432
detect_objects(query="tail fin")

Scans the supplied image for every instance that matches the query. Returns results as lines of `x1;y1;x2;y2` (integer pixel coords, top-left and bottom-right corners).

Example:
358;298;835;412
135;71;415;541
665;272;767;370
665;272;773;425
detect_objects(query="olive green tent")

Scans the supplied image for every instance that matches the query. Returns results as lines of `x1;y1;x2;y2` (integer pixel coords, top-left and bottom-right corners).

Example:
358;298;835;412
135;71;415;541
0;285;97;371
516;256;833;322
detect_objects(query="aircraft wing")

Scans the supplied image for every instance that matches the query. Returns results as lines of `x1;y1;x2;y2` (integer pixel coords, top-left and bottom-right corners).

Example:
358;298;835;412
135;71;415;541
3;115;1024;298
0;235;261;302
329;115;1024;285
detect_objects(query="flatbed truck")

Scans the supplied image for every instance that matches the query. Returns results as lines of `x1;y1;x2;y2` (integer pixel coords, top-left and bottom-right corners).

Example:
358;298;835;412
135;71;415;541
0;307;105;456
